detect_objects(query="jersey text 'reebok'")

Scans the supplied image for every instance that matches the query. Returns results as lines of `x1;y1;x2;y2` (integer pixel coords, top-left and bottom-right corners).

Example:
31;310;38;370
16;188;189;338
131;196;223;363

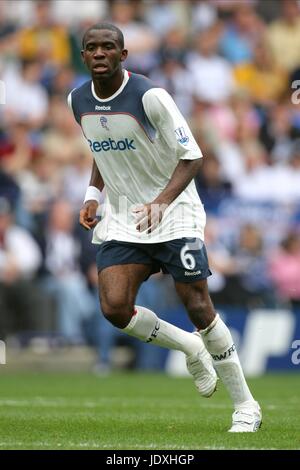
68;70;206;244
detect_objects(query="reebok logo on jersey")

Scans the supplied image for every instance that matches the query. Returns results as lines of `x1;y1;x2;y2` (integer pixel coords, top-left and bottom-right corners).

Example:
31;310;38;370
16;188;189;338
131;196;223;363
88;138;136;152
95;105;111;111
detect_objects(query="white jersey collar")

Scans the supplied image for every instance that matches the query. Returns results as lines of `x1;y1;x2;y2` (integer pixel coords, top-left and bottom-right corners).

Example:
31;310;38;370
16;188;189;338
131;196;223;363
91;69;129;102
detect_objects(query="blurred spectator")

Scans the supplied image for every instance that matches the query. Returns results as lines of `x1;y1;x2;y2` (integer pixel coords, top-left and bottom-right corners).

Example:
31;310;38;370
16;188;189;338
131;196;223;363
1;60;48;129
233;141;274;202
61;143;93;212
267;0;300;73
0;2;19;63
0;120;38;176
234;39;288;107
195;91;261;185
204;217;236;303
109;0;159;75
149;30;194;117
46;65;76;98
0;1;16;39
159;26;188;59
186;25;234;104
15;152;61;234
213;223;274;308
0;167;20;209
17;0;71;68
1;0;36;28
220;3;265;64
259;103;300;164
268;231;300;308
191;1;218;33
51;0;108;27
284;139;300;201
0;196;52;340
213;0;258;18
39;200;95;344
144;0;183;36
195;152;232;213
41;95;83;165
256;0;281;22
230;223;274;307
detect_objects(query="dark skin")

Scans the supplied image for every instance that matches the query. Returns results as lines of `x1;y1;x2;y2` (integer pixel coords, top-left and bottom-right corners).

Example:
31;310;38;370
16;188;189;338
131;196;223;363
81;29;128;98
79;160;104;231
79;28;126;230
79;28;216;330
99;264;216;330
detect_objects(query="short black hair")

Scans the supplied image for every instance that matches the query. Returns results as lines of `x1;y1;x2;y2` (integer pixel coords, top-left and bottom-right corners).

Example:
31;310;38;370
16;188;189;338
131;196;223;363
82;23;124;49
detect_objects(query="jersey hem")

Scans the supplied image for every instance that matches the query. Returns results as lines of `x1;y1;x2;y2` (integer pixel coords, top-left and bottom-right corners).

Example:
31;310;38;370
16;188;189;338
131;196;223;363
92;230;204;245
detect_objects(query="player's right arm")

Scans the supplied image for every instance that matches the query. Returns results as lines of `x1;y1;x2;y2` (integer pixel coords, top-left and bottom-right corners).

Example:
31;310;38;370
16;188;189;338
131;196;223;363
67;89;105;231
79;160;105;231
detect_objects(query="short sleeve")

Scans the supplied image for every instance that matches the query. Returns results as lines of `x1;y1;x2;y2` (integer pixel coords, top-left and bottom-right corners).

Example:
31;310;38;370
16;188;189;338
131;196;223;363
142;88;203;161
67;88;82;125
67;89;74;110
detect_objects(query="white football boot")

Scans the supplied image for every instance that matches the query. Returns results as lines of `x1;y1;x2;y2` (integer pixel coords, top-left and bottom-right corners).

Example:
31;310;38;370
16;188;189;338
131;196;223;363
228;400;262;432
186;333;218;398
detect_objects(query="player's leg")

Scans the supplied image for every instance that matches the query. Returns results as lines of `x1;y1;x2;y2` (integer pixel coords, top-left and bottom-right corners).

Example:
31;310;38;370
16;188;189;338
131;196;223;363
98;263;209;358
175;278;262;432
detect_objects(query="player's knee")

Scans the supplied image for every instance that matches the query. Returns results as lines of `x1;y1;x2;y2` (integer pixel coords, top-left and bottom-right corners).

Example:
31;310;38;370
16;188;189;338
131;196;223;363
100;297;134;328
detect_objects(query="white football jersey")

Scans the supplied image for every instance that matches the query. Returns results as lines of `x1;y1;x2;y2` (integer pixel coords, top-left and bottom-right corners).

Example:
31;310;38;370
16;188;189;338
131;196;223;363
68;70;206;244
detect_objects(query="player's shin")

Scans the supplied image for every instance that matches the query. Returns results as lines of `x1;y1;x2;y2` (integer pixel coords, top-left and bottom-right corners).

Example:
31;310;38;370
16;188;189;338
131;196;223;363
200;314;254;406
123;305;205;355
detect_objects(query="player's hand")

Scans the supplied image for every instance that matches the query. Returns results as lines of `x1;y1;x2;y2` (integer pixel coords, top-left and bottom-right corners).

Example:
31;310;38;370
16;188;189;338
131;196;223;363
132;202;167;234
79;200;99;230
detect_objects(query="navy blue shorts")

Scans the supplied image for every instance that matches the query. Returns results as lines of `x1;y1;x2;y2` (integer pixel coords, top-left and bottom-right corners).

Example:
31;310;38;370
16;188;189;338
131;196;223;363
96;238;212;283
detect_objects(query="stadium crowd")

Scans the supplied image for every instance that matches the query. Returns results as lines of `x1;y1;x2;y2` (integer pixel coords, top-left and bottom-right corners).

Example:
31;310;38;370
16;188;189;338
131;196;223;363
1;0;300;370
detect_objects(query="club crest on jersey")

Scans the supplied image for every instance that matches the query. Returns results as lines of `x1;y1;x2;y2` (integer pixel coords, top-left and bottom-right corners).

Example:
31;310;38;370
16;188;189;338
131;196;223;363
175;127;189;145
100;116;109;131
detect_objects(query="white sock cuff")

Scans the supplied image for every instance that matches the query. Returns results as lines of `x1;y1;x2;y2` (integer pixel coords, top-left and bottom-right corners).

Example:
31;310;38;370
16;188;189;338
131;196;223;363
201;314;234;356
200;313;220;335
124;306;204;355
124;306;159;342
124;310;139;331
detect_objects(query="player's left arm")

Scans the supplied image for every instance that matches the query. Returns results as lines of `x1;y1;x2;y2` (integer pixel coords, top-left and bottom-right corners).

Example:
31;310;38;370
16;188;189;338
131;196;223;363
154;158;202;206
133;158;202;233
134;88;203;233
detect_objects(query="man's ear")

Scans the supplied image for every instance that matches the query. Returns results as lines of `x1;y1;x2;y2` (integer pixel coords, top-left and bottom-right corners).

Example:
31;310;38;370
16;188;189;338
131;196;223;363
81;50;85;64
120;49;128;63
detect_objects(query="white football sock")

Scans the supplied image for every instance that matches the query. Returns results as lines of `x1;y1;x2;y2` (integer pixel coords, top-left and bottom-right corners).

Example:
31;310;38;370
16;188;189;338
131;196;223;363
201;314;254;407
123;305;205;356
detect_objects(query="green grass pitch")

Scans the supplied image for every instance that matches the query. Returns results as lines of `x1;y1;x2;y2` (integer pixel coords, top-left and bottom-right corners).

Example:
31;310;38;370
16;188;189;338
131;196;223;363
0;372;299;450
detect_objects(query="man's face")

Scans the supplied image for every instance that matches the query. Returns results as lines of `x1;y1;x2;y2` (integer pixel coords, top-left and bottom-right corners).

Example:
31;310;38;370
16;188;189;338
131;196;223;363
81;29;128;79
